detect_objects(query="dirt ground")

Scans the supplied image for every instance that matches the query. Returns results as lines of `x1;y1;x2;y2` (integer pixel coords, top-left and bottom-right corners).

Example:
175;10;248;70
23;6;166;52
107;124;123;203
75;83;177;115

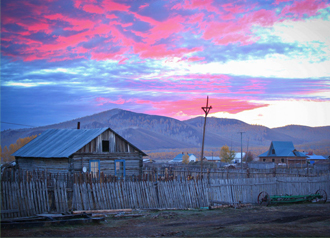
2;203;330;237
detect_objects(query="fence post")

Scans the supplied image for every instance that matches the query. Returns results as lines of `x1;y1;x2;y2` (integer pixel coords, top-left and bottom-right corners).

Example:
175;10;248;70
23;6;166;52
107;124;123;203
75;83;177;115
154;181;159;207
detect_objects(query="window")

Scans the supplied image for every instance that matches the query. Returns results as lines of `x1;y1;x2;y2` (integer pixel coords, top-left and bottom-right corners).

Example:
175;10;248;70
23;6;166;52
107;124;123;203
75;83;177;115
115;160;125;177
272;149;275;154
263;159;266;162
272;159;275;162
102;140;109;152
281;159;284;163
89;160;100;177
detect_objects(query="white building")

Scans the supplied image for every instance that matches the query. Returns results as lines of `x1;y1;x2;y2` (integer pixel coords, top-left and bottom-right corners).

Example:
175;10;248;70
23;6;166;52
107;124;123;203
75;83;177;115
169;153;197;163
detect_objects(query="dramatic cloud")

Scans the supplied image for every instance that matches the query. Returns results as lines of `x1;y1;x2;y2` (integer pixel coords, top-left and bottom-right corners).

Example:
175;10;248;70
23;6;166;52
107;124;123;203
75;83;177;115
1;0;330;129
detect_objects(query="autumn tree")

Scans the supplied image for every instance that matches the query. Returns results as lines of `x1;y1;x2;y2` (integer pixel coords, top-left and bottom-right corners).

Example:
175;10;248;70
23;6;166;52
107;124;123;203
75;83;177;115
220;145;235;163
182;153;189;164
1;135;37;163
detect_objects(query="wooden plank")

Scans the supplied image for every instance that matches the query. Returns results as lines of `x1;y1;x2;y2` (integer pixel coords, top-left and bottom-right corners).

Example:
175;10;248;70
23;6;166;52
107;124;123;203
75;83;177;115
3;182;9;219
36;181;42;214
87;183;93;210
18;182;25;217
23;182;30;217
9;182;15;218
104;182;111;209
54;179;60;213
72;184;78;211
93;183;100;210
64;182;68;212
98;183;104;210
13;182;20;218
37;181;44;213
30;181;37;215
80;183;87;210
44;180;50;212
41;180;47;213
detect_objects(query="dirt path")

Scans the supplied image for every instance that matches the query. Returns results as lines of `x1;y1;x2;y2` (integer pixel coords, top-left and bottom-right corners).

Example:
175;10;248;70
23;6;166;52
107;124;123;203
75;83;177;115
2;203;330;237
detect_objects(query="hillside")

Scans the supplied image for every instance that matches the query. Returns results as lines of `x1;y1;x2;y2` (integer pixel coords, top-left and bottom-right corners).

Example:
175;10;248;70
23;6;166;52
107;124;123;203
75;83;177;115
1;109;330;153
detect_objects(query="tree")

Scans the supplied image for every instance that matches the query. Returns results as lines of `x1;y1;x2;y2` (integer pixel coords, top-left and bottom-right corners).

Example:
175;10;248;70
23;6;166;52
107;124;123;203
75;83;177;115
182;153;189;164
244;151;254;162
1;135;38;163
2;146;10;163
220;145;235;163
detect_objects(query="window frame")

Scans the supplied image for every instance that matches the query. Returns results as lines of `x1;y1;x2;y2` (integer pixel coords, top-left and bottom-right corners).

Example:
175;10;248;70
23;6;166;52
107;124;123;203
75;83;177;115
114;159;126;177
102;140;110;152
89;159;100;177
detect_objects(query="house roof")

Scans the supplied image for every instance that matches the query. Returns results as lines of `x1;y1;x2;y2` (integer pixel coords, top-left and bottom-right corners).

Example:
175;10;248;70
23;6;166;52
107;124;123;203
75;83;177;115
12;128;147;158
306;154;326;160
204;156;220;161
259;141;307;158
173;153;195;161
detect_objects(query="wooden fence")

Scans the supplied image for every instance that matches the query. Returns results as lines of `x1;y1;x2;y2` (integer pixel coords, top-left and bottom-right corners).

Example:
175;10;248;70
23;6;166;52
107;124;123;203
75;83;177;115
2;175;329;220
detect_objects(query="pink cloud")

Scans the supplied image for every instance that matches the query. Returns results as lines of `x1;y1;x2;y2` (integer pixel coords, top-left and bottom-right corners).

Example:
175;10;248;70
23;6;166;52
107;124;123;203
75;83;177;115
201;8;279;45
222;3;247;14
134;43;202;59
281;0;328;18
82;4;104;14
185;56;205;62
172;0;221;14
273;0;292;5
95;97;126;106
102;0;130;12
4;0;328;63
240;9;278;27
139;3;149;9
138;98;269;119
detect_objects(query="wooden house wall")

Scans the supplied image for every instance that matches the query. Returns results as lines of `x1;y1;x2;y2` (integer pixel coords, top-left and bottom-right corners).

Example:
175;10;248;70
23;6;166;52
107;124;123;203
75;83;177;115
260;157;307;165
71;153;143;176
16;129;144;176
76;130;138;154
16;157;69;173
73;129;144;176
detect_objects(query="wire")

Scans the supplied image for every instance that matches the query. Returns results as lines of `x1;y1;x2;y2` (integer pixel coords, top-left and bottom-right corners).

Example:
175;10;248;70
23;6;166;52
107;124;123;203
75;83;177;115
1;121;35;127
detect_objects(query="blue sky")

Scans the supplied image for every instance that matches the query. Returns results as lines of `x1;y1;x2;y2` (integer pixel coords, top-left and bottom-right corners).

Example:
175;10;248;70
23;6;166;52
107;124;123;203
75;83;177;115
1;0;330;130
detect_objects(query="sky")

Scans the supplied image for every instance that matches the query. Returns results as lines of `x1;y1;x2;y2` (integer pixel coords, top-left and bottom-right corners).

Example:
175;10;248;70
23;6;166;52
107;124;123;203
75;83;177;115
1;0;330;131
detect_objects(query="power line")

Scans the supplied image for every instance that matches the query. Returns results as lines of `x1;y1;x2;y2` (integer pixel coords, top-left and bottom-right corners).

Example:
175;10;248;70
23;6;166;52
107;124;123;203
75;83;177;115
1;121;35;128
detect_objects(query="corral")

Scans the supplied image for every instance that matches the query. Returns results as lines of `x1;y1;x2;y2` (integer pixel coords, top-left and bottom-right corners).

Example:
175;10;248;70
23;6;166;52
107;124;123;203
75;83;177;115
1;168;330;219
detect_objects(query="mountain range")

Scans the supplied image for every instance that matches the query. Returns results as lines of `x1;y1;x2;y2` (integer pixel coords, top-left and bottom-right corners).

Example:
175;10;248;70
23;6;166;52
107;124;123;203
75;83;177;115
1;109;330;153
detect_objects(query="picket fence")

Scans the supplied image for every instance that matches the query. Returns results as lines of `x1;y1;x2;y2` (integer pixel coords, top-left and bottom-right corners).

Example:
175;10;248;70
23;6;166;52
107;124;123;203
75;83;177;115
2;176;330;219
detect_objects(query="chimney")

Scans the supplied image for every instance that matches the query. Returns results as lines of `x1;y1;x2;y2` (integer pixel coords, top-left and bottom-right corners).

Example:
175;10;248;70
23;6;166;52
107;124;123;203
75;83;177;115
77;122;80;129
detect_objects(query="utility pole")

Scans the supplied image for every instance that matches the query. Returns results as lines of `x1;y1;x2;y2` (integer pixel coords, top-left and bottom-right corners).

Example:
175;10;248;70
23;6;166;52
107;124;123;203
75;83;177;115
238;132;245;171
200;96;212;175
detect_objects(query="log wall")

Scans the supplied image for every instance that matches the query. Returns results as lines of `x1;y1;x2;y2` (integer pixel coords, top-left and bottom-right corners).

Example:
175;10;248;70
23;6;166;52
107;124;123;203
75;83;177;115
71;153;142;175
16;158;69;173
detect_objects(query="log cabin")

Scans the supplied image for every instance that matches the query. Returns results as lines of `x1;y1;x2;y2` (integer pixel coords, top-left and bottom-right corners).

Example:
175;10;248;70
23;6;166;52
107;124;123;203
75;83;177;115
12;127;147;176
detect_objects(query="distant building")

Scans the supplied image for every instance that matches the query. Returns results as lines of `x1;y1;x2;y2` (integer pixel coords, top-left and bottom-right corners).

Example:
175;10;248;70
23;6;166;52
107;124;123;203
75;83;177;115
304;151;326;164
204;156;221;162
233;152;246;163
259;141;307;166
169;153;196;163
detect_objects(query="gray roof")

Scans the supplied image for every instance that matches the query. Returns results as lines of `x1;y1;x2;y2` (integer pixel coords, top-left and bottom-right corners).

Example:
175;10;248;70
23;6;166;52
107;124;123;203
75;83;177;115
259;141;307;158
12;128;146;158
